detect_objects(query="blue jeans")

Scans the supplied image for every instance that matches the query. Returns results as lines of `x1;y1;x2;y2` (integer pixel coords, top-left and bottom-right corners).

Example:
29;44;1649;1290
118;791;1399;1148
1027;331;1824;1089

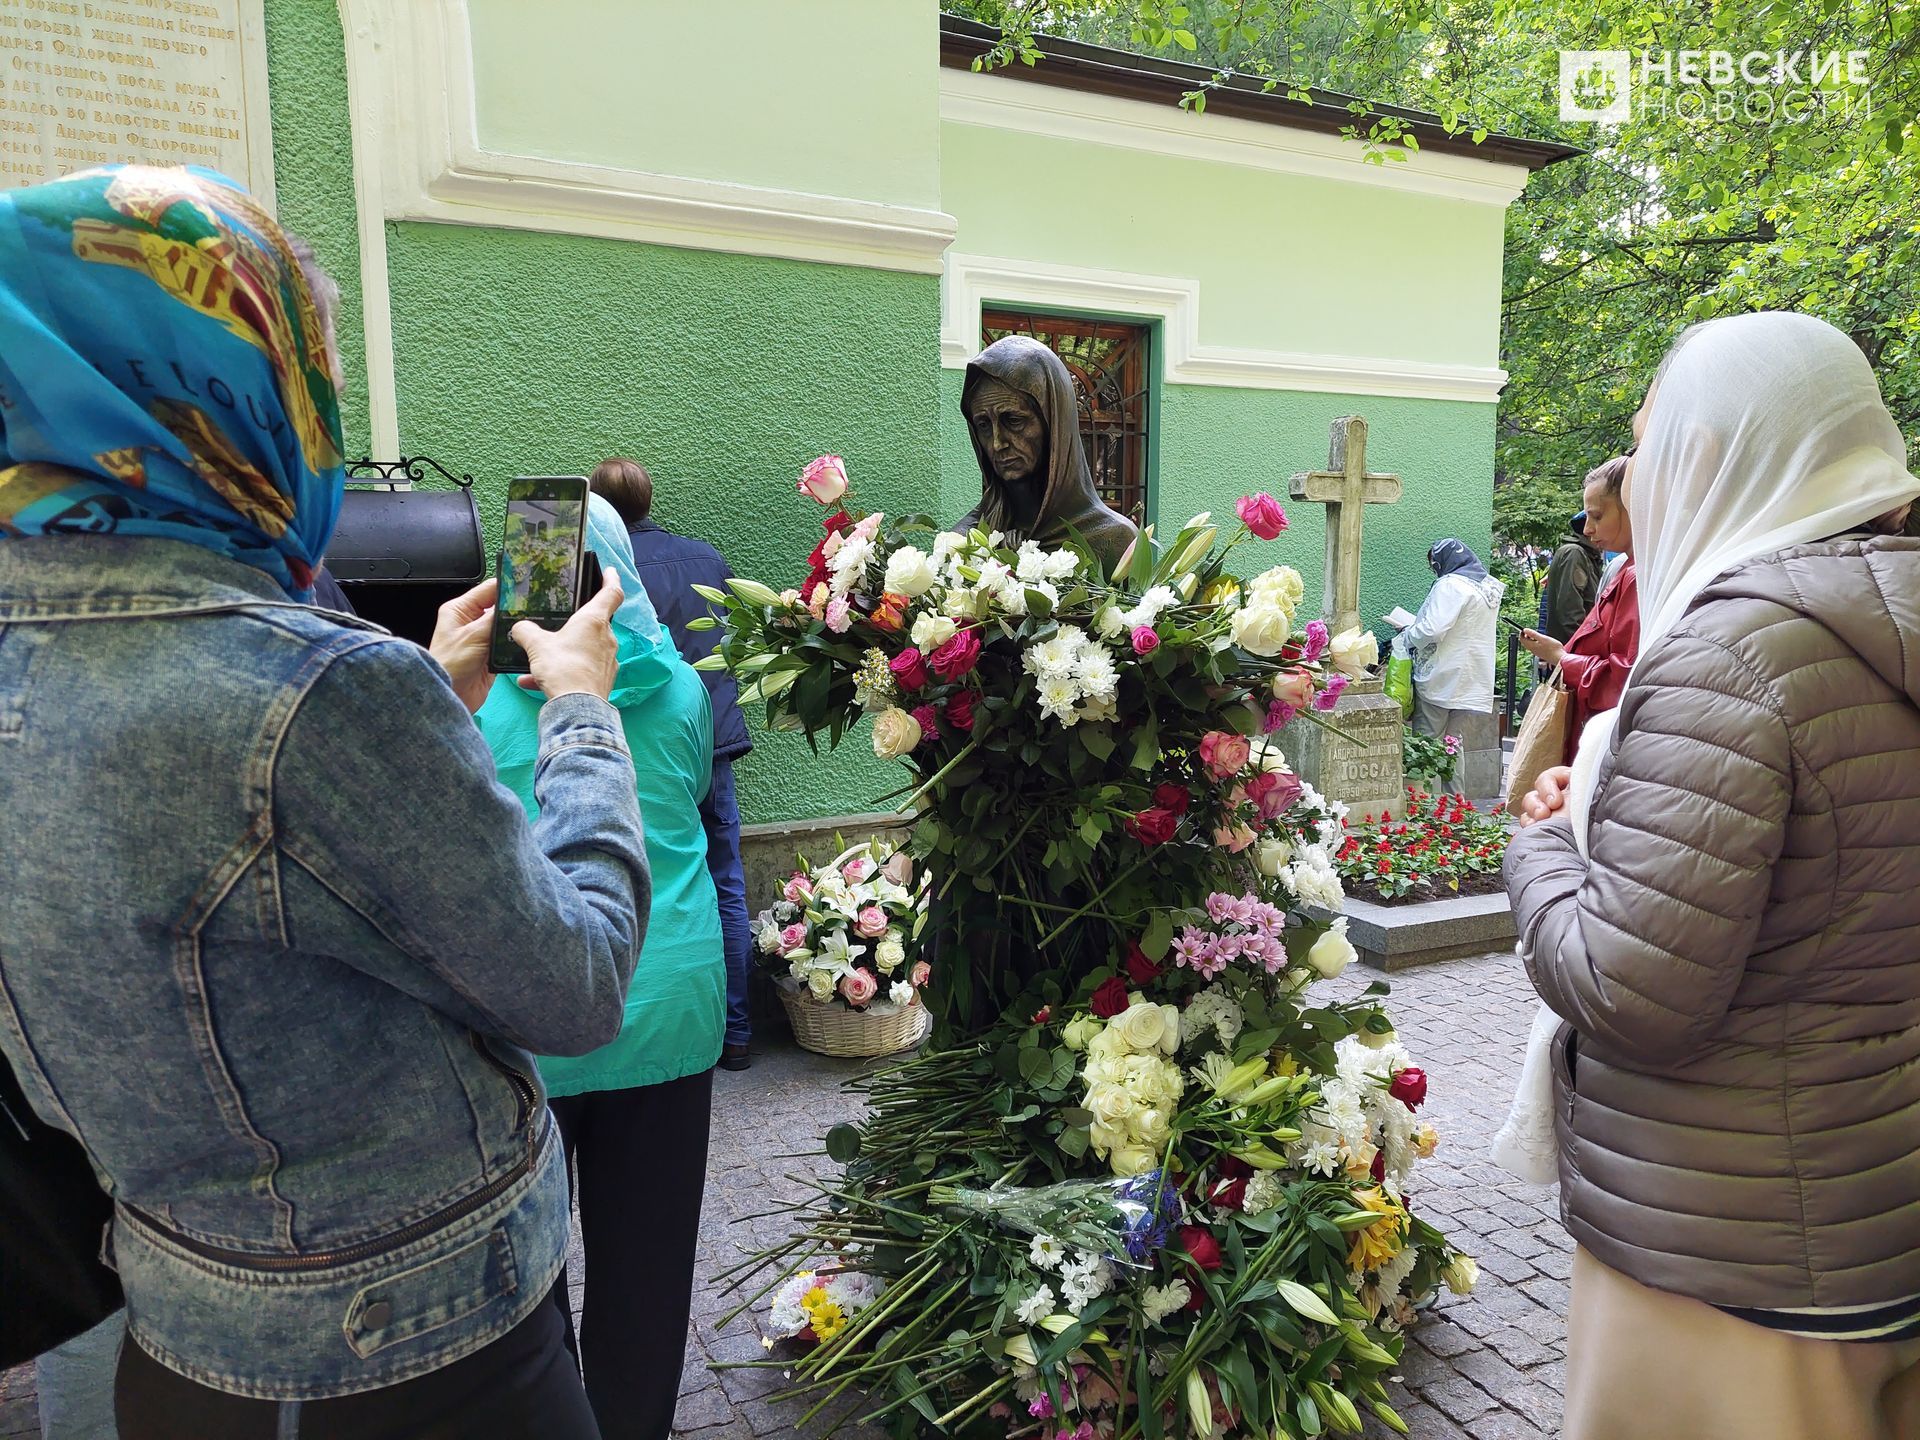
700;758;751;1047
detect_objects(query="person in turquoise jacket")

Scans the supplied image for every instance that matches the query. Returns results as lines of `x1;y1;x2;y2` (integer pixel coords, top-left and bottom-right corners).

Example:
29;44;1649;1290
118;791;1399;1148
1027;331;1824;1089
477;493;724;1440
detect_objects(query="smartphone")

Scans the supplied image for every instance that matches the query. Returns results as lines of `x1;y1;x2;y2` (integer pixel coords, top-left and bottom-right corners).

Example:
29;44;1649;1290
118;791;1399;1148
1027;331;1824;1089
1499;616;1526;633
489;476;592;675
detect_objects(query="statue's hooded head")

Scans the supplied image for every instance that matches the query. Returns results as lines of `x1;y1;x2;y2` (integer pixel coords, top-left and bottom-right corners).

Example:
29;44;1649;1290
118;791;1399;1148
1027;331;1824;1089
962;335;1104;543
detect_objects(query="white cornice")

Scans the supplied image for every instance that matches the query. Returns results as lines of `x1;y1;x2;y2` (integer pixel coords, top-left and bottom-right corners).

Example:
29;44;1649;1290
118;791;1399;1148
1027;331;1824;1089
941;254;1507;403
939;69;1531;208
343;0;957;275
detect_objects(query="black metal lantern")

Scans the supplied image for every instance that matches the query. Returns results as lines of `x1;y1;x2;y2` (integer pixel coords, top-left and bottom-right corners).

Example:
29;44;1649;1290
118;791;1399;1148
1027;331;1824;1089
327;457;487;646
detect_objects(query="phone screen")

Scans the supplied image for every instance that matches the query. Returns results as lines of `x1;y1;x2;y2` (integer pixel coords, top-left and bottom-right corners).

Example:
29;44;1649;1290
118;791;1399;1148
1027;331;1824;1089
490;476;589;673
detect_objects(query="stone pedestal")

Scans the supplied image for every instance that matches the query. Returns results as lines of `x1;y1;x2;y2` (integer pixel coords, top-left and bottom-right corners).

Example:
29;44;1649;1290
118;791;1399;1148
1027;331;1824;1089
1279;677;1407;822
1451;708;1503;802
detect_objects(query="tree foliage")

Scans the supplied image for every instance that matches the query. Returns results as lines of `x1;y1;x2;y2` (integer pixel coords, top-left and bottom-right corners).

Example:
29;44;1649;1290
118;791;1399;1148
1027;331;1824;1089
946;1;1920;546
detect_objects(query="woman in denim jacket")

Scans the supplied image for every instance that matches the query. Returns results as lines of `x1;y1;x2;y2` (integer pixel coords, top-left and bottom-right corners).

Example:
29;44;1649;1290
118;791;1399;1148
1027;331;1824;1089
0;169;643;1436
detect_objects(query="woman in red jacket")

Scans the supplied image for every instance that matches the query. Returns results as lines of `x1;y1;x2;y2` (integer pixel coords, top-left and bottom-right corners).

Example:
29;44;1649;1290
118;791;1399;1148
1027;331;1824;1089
1520;454;1638;764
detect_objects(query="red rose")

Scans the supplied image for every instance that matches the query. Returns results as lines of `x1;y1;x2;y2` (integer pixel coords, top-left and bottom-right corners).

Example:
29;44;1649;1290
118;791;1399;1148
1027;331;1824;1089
928;628;982;681
1208;1176;1248;1211
1090;976;1130;1018
1124;942;1161;987
1124;806;1179;847
910;704;939;742
945;690;977;732
1032;1005;1052;1025
1370;1149;1387;1182
1151;782;1192;816
889;647;930;691
1389;1066;1428;1110
1177;1224;1224;1272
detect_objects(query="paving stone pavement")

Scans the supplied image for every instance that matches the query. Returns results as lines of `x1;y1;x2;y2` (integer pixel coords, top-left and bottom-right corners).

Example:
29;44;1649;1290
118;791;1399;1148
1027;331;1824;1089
1;948;1565;1440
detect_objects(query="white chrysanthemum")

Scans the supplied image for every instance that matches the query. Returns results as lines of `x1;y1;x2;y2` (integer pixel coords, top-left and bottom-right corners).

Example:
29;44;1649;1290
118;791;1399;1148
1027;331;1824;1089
1029;1234;1066;1271
1119;585;1179;629
827;536;874;596
1037;675;1081;722
1140;1280;1191;1324
1284;845;1345;912
1182;988;1245;1046
1376;1246;1420;1297
1093;603;1127;640
1299;1139;1343;1176
1016;1285;1055;1326
1073;645;1118;699
1024;632;1082;681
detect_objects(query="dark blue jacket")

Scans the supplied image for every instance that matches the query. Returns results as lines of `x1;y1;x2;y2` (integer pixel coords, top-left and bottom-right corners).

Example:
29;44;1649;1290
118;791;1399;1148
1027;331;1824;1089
627;518;751;762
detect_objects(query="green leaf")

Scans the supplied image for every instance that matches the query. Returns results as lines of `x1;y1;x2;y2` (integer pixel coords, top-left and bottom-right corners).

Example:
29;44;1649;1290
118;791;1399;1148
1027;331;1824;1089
1141;909;1174;961
824;1123;862;1164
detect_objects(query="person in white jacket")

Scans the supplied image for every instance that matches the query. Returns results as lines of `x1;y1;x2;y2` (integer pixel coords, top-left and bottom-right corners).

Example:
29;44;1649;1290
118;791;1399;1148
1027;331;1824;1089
1393;538;1505;792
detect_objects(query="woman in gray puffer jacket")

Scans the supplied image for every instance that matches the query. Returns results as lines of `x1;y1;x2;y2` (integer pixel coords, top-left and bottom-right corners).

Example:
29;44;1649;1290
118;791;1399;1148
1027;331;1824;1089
1506;312;1920;1440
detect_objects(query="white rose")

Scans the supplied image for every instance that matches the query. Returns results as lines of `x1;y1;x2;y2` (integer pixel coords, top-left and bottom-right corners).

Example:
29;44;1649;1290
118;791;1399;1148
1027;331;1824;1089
1308;924;1357;979
943;586;985;619
1254;838;1293;877
883;546;937;597
1087;1083;1135;1126
1061;1015;1103;1052
909;613;957;651
1442;1254;1479;1296
1109;1145;1158;1178
1249;565;1305;613
1112;1001;1170;1054
875;938;906;973
1231;601;1293;657
871;706;923;760
1131;1107;1170;1145
1329;626;1380;678
1359;1024;1398;1050
806;968;835;1001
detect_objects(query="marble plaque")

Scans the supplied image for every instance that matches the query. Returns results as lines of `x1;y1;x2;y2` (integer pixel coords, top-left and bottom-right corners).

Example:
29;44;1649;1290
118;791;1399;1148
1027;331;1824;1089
0;0;273;197
1279;677;1407;822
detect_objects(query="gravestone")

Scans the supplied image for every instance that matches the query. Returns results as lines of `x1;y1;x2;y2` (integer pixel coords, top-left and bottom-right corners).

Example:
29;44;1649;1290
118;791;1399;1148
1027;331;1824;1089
1281;415;1408;820
0;0;275;196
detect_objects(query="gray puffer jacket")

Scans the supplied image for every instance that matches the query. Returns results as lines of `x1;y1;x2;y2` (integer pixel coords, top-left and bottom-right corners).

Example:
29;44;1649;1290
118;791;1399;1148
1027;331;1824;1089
1506;535;1920;1311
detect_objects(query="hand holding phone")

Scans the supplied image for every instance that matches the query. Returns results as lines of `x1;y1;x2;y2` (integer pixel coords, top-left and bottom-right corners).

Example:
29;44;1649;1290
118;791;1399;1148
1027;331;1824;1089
491;477;592;675
513;568;625;700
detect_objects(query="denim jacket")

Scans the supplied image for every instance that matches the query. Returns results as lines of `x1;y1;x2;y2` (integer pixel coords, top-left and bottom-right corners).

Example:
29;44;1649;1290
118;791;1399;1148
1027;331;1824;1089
0;536;649;1399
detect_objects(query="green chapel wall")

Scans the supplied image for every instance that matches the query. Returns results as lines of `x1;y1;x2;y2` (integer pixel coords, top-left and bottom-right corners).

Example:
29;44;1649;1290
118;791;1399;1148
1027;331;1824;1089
380;224;943;825
262;0;369;460
939;370;1494;632
260;0;946;826
939;118;1508;368
465;0;943;211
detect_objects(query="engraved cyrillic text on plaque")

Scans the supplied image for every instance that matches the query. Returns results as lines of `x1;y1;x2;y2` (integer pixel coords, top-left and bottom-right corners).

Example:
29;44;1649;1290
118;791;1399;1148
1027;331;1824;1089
0;0;272;195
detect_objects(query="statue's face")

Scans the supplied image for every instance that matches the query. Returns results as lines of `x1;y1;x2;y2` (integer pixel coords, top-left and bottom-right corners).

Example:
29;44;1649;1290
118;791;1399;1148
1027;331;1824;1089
967;379;1045;486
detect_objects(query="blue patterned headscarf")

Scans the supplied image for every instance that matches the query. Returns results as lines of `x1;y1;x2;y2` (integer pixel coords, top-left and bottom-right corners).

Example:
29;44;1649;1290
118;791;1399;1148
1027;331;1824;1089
0;165;345;599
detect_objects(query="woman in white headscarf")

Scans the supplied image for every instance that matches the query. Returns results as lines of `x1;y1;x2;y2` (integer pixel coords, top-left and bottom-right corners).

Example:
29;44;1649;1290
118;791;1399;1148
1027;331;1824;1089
1504;312;1920;1439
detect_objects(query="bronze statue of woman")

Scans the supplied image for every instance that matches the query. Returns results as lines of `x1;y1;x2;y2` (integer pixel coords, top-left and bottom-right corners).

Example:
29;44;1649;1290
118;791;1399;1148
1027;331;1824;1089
958;335;1138;577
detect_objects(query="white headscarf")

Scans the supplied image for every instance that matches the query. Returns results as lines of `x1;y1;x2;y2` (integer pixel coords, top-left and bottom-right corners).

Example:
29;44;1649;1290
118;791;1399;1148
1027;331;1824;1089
1567;311;1920;854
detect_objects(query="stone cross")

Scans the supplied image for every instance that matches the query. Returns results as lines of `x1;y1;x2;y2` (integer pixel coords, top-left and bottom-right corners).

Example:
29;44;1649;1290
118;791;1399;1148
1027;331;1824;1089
1288;415;1402;638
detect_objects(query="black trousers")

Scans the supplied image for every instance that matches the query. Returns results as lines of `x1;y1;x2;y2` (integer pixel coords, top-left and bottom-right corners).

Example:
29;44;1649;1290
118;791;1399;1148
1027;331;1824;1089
115;1294;599;1439
547;1068;714;1440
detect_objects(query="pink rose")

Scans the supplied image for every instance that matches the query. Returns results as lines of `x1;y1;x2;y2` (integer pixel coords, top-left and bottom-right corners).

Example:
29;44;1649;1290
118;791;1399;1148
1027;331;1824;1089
889;647;929;691
881;850;913;885
1214;822;1258;853
852;511;883;541
1270;668;1314;711
1245;767;1302;819
1235;492;1288;540
838;968;878;1007
798;455;849;505
1131;625;1160;656
1198;730;1252;780
841;855;876;883
854;905;890;939
928;628;982;681
782;872;813;904
909;960;931;987
779;922;808;950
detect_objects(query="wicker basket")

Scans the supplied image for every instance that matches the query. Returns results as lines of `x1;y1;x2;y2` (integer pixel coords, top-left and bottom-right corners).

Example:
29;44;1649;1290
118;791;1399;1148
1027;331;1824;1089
776;978;932;1059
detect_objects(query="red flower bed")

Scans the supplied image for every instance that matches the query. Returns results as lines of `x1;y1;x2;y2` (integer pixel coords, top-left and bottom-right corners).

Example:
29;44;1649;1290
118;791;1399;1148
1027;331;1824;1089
1336;788;1513;903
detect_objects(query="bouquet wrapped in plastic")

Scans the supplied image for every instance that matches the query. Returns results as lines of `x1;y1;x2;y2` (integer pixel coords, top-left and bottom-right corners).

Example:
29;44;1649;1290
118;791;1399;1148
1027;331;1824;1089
929;1170;1179;1266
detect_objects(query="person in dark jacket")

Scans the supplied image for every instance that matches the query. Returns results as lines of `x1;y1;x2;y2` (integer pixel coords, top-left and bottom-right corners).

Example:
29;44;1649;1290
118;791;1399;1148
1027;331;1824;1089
592;458;754;1070
1538;514;1601;642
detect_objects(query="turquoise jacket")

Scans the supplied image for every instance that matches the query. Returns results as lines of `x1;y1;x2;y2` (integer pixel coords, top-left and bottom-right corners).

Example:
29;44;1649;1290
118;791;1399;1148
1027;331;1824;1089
476;496;725;1097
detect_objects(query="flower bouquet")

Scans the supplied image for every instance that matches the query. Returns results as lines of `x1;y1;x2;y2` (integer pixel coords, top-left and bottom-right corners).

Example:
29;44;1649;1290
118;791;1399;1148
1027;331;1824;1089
755;837;934;1058
698;458;1473;1437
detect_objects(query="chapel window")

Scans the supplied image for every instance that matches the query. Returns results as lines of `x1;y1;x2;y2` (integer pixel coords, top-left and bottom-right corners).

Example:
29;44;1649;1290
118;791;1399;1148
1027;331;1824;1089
981;308;1152;523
